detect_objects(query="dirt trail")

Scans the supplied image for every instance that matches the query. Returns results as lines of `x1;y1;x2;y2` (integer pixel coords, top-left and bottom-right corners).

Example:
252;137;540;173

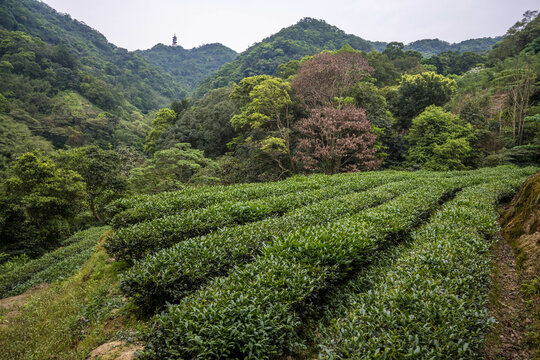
484;172;539;360
484;234;532;360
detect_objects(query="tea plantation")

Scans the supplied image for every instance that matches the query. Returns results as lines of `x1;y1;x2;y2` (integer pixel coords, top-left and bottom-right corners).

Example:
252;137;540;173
101;165;537;359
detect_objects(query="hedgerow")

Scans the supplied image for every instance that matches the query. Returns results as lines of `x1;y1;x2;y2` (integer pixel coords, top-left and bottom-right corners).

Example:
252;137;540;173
105;171;413;262
139;175;473;359
316;171;535;359
0;226;108;298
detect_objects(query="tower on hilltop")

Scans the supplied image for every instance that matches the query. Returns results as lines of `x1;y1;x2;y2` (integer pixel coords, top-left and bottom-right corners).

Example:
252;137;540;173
172;34;178;46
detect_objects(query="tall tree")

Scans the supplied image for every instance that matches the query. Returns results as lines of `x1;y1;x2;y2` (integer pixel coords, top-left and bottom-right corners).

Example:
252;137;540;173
294;105;381;174
392;71;456;129
407;106;476;170
231;76;295;174
291;51;374;108
129;143;218;194
1;152;85;245
57;145;126;224
144;108;178;155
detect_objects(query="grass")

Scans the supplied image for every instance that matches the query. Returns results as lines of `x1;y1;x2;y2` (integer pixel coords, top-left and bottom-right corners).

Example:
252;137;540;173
0;230;139;360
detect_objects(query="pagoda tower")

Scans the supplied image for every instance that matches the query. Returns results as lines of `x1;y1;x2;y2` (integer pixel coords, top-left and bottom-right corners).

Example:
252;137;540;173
172;34;178;46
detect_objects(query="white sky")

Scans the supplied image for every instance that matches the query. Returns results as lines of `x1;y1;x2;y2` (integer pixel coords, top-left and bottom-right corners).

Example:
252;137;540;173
40;0;538;53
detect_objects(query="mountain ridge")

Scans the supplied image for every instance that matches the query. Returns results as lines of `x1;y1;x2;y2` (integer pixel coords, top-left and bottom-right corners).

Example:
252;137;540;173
136;43;238;92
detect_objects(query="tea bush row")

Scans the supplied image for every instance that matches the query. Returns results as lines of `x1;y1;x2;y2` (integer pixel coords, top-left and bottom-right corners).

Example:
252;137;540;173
139;176;472;359
0;226;108;298
106;172;411;262
120;175;427;311
5;247;96;297
109;172;388;228
316;171;535;359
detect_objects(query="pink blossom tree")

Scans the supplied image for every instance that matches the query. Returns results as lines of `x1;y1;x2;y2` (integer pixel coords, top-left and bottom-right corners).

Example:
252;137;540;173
291;51;374;108
294;105;381;174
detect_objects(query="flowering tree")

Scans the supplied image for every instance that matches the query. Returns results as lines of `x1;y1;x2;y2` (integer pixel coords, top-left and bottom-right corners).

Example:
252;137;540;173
294;105;381;174
291;51;374;108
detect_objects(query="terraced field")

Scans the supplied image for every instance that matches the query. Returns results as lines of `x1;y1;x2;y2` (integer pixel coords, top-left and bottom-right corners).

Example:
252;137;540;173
105;166;537;359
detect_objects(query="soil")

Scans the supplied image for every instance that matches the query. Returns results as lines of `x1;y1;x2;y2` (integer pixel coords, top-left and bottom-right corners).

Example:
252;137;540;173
87;341;143;360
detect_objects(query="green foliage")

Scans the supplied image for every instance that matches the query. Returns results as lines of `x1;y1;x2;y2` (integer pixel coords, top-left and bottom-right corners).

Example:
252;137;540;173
489;11;540;62
364;51;400;86
0;152;85;252
408;106;476;170
108;176;373;262
0;28;152;150
143;108;178;155
503;144;540;166
229;75;295;176
159;87;237;158
130;143;218;194
352;82;401;164
56;145;127;223
140;173;479;359
317;171;532;359
109;175;328;227
0;226;107;298
0;228;130;360
120;172;418;311
0;0;185;112
404;37;501;57
0;114;53;169
230;76;291;131
392;71;456;128
423;50;486;75
447;51;539;161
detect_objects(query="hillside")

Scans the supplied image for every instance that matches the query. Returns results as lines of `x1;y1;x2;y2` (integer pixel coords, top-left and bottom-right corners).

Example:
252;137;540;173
2;167;537;359
137;43;237;92
404;37;503;56
194;17;375;96
0;0;185;112
0;0;190;163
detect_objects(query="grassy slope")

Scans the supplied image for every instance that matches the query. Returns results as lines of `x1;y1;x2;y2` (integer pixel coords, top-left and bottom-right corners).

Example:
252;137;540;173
0;229;139;360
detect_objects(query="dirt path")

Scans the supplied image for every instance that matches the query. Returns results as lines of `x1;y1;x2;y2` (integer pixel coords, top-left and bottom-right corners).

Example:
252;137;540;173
483;234;533;360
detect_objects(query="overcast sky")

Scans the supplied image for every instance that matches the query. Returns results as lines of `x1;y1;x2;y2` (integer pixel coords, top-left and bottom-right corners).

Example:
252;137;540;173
40;0;538;53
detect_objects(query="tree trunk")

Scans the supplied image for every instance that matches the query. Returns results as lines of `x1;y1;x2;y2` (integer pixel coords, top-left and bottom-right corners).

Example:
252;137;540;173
90;198;104;224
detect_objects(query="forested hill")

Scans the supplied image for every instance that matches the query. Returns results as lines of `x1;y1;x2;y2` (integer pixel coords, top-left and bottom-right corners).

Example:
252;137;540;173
136;43;238;92
403;37;503;56
0;0;190;165
0;0;185;112
194;18;375;96
194;18;502;97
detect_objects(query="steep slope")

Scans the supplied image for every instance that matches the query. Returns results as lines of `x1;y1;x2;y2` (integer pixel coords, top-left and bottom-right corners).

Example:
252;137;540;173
0;0;185;112
137;43;237;92
0;0;190;162
194;17;375;96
